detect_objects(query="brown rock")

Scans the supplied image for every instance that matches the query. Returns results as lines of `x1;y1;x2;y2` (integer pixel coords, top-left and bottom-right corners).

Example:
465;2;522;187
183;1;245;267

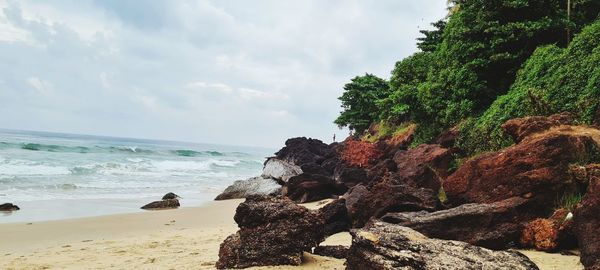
391;144;453;191
283;173;339;203
346;221;540;270
381;197;538;250
140;199;180;210
312;245;348;259
502;112;574;143
444;126;600;209
216;195;324;269
574;177;600;269
317;198;350;236
520;219;560;251
344;181;438;228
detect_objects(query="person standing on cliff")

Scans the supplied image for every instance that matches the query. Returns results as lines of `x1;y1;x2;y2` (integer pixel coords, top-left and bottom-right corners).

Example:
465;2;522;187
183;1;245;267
333;133;336;142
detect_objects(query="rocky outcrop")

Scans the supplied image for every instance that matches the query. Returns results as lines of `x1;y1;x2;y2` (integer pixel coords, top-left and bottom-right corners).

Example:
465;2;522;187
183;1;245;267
0;203;20;211
261;158;302;182
444;124;600;209
574;176;600;269
215;177;281;200
381;197;537;250
312;245;348;259
346;221;539;270
345;181;438;227
141;199;180;210
317;198;350;236
275;137;334;166
502;112;574;143
216;195;324;269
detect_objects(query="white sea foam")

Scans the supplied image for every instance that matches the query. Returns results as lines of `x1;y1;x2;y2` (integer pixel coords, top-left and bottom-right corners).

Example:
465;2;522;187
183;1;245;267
0;159;70;176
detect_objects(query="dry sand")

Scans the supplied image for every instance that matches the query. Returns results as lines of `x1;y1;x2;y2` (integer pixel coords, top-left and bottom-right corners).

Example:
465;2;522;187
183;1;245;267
0;199;582;270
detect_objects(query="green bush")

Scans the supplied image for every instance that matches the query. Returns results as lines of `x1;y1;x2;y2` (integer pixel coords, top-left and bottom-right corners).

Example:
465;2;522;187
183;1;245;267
458;19;600;155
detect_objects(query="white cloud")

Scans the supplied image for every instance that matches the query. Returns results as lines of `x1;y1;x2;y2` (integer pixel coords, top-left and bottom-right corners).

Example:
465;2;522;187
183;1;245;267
0;0;448;147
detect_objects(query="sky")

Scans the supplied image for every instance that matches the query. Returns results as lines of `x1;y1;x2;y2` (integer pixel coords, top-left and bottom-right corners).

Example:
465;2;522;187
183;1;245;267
0;0;448;148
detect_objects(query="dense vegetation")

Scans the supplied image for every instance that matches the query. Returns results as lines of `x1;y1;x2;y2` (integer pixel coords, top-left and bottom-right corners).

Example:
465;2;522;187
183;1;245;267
335;0;600;154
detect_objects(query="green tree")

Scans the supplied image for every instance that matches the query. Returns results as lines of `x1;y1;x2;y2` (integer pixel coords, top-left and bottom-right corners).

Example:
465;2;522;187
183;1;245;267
334;74;390;134
417;20;447;52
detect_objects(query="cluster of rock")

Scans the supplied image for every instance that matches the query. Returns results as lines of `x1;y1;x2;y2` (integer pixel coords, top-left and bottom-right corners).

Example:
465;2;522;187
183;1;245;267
215;112;600;269
141;192;180;210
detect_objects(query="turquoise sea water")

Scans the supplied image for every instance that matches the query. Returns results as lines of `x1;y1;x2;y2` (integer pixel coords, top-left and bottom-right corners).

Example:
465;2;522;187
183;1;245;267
0;129;270;223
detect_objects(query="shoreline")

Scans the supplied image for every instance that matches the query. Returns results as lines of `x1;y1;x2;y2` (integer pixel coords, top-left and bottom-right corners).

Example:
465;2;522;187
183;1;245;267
0;199;583;269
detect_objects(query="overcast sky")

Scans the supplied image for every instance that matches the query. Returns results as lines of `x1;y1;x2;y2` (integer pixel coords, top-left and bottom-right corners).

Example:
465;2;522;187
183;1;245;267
0;0;447;148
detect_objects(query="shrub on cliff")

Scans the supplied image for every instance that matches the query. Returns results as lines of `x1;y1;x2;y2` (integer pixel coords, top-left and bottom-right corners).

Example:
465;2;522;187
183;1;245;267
458;19;600;154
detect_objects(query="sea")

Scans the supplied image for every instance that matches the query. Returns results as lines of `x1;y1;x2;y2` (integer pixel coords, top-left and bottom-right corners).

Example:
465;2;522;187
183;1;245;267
0;129;272;223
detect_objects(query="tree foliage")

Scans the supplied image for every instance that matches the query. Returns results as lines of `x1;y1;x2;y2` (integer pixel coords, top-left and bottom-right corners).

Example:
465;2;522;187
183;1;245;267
334;74;390;134
334;0;600;148
458;19;600;154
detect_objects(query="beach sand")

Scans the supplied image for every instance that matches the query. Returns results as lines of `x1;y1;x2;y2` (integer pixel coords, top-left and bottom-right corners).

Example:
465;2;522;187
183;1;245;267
0;199;582;270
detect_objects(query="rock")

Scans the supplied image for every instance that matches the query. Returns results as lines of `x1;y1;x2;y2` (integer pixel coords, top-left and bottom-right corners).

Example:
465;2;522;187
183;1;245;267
391;144;453;191
283;173;338;203
216;195;325;269
317;198;350;236
520;219;560;251
215;177;281;200
444;125;600;207
261;158;302;182
520;208;576;252
312;245;348;259
345;181;438;227
275;137;333;166
381;197;537;250
332;163;367;189
365;159;397;183
346;221;539;270
338;138;382;168
0;203;20;211
501;112;574;143
161;192;179;200
377;124;415;159
140;199;180;210
435;125;460;148
574;176;600;269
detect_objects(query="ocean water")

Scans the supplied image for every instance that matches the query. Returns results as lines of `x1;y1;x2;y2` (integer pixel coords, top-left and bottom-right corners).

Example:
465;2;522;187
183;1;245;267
0;129;271;223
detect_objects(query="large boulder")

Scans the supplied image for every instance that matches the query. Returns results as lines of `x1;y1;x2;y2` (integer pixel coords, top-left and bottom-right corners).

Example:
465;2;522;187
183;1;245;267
381;196;538;250
261;158;302;182
0;203;20;211
141;199;180;210
216;195;324;269
345;181;438;228
282;173;338;203
333;163;368;189
215;177;281;200
502;112;574;143
346;221;539;270
444;124;600;208
574;175;600;269
317;198;350;236
275;137;334;166
390;144;453;191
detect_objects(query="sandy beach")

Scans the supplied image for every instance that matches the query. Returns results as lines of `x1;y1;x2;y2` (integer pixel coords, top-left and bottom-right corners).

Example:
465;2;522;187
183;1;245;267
0;199;582;270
